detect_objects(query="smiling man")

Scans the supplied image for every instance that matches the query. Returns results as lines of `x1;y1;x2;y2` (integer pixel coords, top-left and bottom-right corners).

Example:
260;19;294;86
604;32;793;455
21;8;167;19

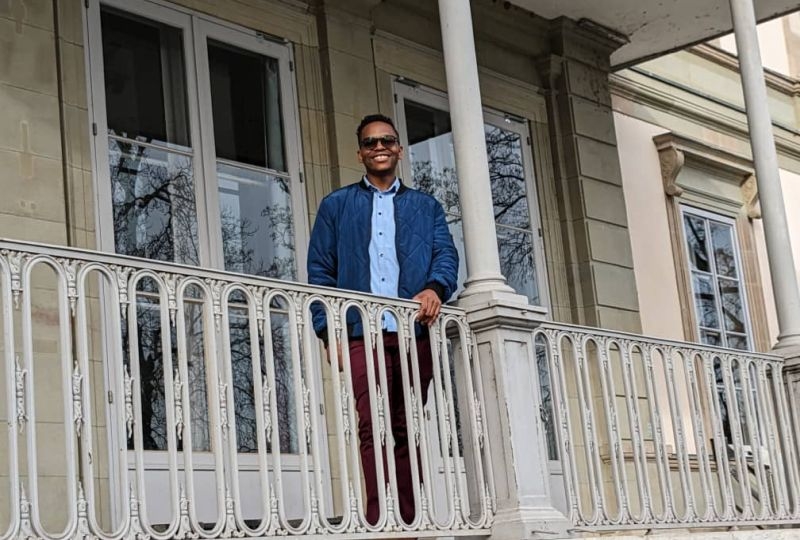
307;113;459;526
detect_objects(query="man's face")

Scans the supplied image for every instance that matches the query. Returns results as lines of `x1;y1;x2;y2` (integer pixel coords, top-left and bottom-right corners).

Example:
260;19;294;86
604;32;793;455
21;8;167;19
357;121;403;176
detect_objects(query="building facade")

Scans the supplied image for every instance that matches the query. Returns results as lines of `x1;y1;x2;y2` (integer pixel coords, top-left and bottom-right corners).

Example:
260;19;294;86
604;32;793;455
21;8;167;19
1;0;799;539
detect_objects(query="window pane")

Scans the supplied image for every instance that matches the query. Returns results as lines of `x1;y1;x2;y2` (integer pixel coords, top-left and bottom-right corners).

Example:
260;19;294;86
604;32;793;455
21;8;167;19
683;213;710;272
710;221;738;279
110;139;200;265
486;126;531;229
497;226;539;304
534;335;558;461
125;295;168;451
209;40;286;171
404;98;542;304
719;278;746;333
229;307;258;453
101;7;190;147
184;299;210;452
700;329;722;347
692;272;719;329
405;101;460;214
727;334;749;351
218;163;296;280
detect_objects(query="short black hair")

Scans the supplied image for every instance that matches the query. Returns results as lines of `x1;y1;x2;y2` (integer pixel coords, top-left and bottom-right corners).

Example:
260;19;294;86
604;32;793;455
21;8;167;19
356;114;398;142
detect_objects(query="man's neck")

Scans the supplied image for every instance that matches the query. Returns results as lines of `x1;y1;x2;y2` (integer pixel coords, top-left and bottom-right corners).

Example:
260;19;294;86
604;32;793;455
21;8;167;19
365;172;397;192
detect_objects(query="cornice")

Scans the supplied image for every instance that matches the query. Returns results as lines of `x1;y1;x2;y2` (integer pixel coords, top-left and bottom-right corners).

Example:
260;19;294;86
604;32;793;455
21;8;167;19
689;44;800;97
653;132;759;218
610;72;800;166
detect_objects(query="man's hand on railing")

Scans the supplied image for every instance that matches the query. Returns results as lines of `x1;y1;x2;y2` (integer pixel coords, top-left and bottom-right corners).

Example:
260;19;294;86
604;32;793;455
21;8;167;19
413;288;441;326
325;340;344;371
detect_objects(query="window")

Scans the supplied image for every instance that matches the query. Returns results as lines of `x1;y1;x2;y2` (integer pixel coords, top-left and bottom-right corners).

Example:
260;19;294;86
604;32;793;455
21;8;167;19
88;0;306;276
680;206;751;351
87;0;305;454
393;83;547;306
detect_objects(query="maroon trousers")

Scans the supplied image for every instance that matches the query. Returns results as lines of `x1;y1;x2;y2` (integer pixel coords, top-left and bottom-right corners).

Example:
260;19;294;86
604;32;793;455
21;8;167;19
348;333;434;525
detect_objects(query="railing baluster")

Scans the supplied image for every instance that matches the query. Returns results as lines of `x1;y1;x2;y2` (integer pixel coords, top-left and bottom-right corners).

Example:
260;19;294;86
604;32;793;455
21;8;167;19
0;255;20;540
640;345;677;524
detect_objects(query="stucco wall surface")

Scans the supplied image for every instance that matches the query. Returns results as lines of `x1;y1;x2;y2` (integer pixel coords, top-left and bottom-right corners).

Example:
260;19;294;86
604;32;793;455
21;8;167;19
614;112;683;340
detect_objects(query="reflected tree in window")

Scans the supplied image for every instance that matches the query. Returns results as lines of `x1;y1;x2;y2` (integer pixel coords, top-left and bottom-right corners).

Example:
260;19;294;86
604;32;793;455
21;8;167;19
408;114;539;303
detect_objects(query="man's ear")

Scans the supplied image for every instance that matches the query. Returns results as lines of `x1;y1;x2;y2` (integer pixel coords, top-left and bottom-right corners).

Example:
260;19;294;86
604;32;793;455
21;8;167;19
356;150;364;164
398;145;404;160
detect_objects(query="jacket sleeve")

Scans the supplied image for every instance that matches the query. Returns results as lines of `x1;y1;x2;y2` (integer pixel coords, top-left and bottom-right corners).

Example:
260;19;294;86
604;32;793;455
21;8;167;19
426;200;459;302
307;196;337;341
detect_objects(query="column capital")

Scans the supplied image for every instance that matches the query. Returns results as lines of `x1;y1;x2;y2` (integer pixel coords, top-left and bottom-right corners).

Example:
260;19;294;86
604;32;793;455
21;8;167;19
547;16;627;69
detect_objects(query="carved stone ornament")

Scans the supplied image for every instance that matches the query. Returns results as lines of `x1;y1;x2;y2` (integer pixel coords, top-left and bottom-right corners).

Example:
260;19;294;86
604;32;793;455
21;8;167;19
657;142;685;197
742;174;761;219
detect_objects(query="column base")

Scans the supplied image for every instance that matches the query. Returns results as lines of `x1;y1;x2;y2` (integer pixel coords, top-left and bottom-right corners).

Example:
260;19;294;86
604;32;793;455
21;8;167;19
490;507;571;540
456;289;548;332
459;273;518;299
772;335;800;370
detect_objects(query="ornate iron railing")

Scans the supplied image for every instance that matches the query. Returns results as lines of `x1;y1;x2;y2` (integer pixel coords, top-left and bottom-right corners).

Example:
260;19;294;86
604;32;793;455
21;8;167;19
0;240;494;540
534;323;800;531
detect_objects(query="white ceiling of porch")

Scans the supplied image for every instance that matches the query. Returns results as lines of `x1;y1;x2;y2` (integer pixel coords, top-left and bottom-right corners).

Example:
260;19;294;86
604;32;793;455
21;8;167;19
507;0;800;67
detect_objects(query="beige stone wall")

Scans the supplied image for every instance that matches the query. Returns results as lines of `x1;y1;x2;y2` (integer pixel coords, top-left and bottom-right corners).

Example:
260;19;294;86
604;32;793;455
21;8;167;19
0;0;103;531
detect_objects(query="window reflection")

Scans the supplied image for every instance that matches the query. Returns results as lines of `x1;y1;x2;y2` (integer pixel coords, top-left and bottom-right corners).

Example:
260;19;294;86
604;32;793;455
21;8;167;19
403;99;541;305
682;208;749;351
102;6;302;457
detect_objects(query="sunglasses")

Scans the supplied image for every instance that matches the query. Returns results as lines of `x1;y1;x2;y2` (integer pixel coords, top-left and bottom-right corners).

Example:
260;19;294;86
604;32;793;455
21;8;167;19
359;135;399;149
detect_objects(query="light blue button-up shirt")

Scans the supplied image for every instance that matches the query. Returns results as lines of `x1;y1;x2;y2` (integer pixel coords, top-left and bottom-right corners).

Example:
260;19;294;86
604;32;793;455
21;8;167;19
365;176;400;332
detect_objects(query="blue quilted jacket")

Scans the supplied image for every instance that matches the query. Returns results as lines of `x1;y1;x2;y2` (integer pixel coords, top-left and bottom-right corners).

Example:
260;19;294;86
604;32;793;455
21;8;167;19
307;180;459;341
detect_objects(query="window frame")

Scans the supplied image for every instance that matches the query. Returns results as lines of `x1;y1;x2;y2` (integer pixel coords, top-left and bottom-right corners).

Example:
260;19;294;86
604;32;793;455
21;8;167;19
392;81;550;310
85;0;309;279
655;132;771;352
679;204;754;351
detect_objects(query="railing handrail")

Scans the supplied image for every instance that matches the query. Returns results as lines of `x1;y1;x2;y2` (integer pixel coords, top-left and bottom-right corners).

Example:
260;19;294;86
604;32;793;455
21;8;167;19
0;238;466;316
537;321;782;363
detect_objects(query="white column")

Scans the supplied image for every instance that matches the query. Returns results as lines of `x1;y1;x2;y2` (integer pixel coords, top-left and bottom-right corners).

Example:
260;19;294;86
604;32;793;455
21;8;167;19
438;0;516;300
730;0;800;354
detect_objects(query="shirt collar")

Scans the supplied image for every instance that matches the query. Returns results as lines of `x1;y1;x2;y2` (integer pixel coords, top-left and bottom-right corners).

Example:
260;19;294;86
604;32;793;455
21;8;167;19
363;176;400;194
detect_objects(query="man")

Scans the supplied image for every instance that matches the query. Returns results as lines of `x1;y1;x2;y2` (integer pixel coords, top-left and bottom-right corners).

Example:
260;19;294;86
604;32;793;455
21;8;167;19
307;113;459;526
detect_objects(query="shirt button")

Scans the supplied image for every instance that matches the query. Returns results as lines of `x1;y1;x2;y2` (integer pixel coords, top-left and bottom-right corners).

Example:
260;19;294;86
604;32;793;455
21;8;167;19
379;232;383;235
378;212;382;215
381;278;386;282
380;253;383;257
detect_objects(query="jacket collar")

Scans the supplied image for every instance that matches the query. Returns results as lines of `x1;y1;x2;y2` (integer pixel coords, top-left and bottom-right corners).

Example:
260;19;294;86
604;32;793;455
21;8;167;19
355;177;409;195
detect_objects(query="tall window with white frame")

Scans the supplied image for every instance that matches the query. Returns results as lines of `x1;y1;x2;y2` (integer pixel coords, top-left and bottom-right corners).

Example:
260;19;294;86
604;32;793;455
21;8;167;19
680;206;751;351
393;84;548;307
88;0;304;459
393;82;556;463
680;205;753;446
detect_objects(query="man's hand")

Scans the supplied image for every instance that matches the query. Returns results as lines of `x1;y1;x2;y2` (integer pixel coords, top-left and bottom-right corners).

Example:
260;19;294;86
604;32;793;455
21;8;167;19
325;340;344;371
413;288;442;326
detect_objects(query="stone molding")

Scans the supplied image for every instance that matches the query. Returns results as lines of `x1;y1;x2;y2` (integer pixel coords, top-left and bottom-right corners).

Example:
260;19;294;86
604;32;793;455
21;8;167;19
654;132;757;217
610;72;800;169
689;43;800;97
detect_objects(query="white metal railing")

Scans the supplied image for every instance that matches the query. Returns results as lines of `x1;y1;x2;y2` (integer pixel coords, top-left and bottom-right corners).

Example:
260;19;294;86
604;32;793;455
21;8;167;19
0;239;494;540
534;322;800;531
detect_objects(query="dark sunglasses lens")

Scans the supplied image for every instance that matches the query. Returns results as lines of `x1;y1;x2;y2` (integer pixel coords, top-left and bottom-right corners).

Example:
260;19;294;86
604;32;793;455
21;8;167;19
361;136;398;149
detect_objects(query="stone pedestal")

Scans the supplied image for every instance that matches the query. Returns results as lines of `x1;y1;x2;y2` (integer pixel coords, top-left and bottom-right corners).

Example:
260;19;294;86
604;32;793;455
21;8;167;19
460;296;570;539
